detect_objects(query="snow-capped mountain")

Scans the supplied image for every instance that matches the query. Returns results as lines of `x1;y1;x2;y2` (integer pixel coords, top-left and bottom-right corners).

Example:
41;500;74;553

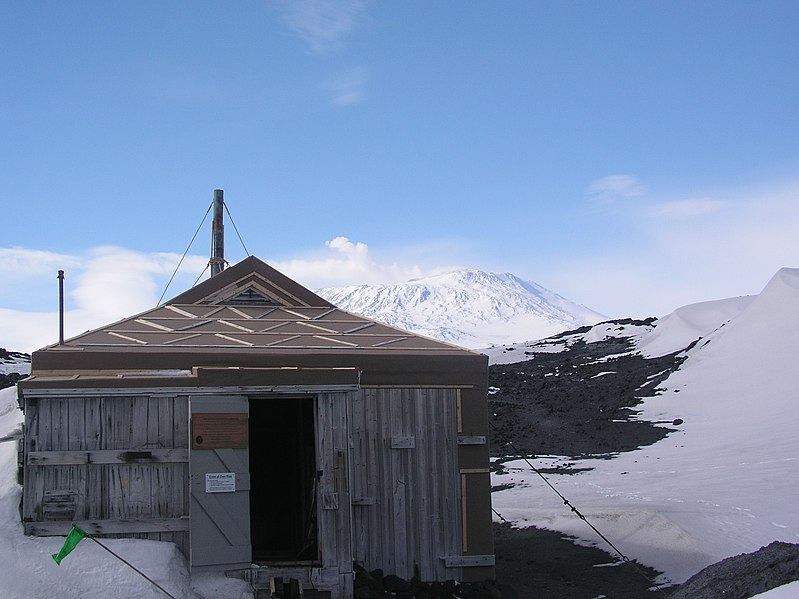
1;269;798;595
317;269;606;348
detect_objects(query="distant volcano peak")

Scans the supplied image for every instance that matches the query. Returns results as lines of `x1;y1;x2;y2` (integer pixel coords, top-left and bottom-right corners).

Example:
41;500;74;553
317;269;605;349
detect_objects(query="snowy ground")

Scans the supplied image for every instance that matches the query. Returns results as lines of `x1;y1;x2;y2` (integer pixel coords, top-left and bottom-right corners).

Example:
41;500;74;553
753;580;799;598
0;375;253;597
1;269;797;596
491;268;799;589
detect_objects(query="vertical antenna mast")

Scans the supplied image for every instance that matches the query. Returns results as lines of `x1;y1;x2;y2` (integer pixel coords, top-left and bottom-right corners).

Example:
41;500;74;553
210;189;225;277
57;270;65;344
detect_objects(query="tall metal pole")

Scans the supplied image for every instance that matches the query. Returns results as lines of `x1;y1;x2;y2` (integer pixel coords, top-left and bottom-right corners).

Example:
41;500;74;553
210;189;225;277
57;270;65;345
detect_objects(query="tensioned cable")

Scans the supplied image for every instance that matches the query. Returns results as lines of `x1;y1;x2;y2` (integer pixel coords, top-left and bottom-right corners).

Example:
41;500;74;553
489;422;669;596
492;507;510;524
191;263;210;288
223;201;250;257
156;202;213;306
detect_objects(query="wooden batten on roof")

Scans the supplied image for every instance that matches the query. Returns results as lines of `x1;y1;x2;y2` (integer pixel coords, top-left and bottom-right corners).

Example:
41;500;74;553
17;253;494;594
166;255;334;307
22;256;487;387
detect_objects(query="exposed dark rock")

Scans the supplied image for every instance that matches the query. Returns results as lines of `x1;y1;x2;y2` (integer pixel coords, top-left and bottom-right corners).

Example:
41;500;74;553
0;371;27;391
494;522;676;598
668;541;799;599
487;324;688;597
0;348;31;391
353;563;503;598
488;333;685;457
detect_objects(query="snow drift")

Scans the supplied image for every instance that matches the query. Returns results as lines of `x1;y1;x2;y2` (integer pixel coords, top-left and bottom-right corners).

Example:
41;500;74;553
492;267;799;585
1;268;797;595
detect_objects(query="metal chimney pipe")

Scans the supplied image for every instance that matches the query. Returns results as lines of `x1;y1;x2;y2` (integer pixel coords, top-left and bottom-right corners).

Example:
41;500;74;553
210;189;225;277
57;270;65;344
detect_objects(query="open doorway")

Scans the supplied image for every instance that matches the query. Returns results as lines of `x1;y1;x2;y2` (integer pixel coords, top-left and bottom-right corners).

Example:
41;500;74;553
249;396;318;563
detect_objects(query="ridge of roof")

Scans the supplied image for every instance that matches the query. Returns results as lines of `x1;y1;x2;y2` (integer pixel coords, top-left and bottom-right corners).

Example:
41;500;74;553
30;256;485;363
165;256;334;308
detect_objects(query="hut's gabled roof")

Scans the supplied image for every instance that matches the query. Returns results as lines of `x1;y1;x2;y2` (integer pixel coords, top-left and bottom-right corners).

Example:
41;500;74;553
165;255;334;308
24;257;486;388
48;256;466;353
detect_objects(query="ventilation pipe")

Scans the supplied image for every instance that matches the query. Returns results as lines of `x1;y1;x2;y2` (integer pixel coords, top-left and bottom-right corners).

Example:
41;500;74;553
210;189;225;277
57;270;65;345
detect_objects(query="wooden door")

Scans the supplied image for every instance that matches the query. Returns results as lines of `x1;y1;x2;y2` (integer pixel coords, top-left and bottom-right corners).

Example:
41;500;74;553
189;395;251;570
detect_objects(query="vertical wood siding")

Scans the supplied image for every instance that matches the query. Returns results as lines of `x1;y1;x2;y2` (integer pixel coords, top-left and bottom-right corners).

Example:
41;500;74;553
24;386;466;588
22;395;189;553
348;388;462;581
316;392;353;597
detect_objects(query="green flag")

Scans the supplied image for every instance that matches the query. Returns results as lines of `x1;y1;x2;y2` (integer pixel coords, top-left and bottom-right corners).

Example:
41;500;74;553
51;524;88;565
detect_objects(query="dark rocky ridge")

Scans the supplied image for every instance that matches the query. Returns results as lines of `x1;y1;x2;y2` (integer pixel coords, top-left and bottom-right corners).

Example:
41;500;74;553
487;321;684;459
669;541;799;599
493;523;669;598
486;321;799;597
486;321;689;596
0;348;30;390
6;325;798;597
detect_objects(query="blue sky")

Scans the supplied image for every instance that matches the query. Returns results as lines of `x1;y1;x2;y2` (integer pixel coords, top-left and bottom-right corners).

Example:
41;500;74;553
2;1;799;351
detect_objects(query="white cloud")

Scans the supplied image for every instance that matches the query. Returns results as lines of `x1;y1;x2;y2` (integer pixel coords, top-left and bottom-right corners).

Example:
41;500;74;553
0;239;453;352
0;246;207;353
272;236;432;289
326;236;368;256
587;174;644;202
0;308;59;355
276;0;366;54
70;246;206;324
0;247;80;276
542;180;799;318
6;176;797;354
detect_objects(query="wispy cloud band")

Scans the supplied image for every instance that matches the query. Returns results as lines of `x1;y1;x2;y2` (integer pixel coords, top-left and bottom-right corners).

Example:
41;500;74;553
277;0;366;54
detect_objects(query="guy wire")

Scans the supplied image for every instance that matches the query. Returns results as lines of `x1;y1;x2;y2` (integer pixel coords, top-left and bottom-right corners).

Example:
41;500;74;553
157;201;213;306
489;422;669;596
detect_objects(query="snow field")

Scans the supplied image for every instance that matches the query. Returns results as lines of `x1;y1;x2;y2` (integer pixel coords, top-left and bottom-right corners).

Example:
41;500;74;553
492;268;799;585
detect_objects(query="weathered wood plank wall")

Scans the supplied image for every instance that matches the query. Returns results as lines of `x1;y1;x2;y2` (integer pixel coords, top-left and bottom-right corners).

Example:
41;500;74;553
349;388;462;582
23;385;472;590
22;395;189;553
315;391;352;597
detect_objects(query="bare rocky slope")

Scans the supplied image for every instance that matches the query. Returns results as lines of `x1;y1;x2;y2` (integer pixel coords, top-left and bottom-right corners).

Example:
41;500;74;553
488;320;684;597
0;348;30;390
487;320;799;598
4;333;798;597
487;319;682;459
669;542;799;599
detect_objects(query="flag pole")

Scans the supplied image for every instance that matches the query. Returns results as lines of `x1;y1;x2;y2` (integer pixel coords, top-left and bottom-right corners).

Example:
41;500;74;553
85;535;178;599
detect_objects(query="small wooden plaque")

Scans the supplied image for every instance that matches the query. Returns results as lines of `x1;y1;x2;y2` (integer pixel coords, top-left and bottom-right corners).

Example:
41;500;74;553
192;413;249;449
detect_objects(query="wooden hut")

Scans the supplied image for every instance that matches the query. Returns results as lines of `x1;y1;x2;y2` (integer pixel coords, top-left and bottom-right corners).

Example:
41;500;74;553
17;256;494;597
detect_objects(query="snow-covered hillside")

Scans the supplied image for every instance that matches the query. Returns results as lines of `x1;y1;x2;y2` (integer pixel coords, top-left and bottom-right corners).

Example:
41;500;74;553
0;351;30;377
0;350;30;391
1;268;797;596
491;267;799;586
318;269;605;348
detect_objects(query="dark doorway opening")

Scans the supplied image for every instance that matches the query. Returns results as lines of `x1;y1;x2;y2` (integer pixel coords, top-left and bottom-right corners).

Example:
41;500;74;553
249;396;318;562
